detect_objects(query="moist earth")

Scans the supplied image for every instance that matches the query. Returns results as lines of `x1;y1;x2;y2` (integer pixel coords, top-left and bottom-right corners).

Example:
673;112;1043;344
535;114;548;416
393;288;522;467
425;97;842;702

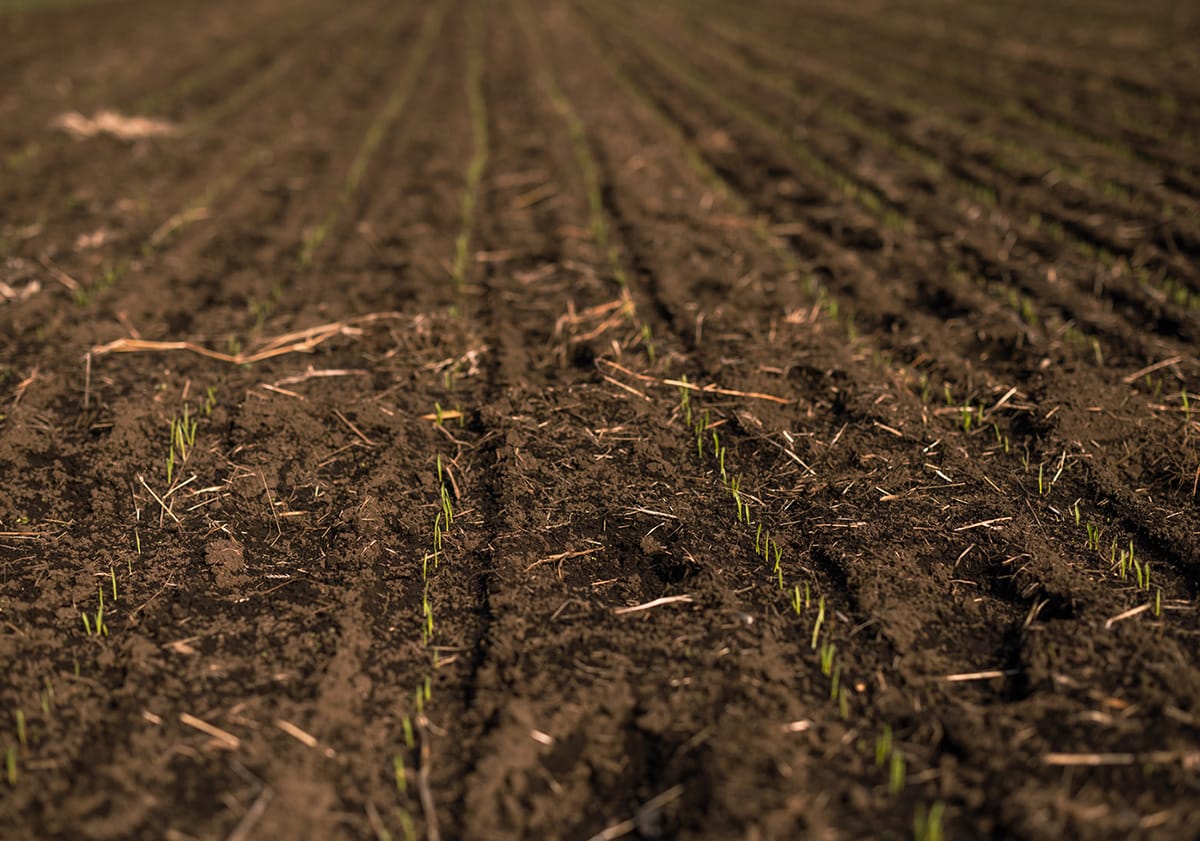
2;0;1199;839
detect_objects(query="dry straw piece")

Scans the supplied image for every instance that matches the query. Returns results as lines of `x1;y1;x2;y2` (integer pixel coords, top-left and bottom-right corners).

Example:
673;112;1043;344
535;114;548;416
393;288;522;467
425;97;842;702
90;312;406;366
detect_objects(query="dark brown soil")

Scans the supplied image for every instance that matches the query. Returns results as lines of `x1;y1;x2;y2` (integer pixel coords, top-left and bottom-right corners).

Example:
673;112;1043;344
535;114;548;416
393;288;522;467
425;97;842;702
2;0;1199;838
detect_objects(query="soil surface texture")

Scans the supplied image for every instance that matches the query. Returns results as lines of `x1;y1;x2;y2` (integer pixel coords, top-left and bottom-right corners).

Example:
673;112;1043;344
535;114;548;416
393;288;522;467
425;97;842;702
2;0;1199;838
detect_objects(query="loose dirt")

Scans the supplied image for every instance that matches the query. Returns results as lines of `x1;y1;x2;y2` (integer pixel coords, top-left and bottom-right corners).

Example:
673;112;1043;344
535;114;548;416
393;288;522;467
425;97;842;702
2;0;1199;838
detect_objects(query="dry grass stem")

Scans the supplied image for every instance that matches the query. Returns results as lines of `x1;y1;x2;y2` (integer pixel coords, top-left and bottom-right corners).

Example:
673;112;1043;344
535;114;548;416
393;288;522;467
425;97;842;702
91;312;407;365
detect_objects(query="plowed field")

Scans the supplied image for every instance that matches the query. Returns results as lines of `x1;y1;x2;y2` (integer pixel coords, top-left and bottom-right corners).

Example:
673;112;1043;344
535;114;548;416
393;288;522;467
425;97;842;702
2;0;1199;838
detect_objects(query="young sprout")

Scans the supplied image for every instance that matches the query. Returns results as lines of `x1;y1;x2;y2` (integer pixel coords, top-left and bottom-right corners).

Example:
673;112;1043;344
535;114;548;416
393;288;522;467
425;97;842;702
830;664;841;700
402;716;415;748
1086;523;1100;551
14;710;26;748
819;642;836;676
875;724;893;767
811;596;826;649
913;801;946;841
1154;588;1162;617
4;746;15;786
1037;464;1045;495
755;524;763;554
960;405;973;433
792;585;803;615
888;751;906;794
393;754;408;794
398;810;416;841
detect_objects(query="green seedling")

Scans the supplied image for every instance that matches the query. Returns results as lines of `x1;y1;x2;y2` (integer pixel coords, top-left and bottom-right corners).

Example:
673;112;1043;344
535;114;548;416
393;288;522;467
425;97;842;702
819;642;836;676
792;585;803;615
830;664;841;700
5;746;15;786
441;485;454;527
1071;502;1081;525
1154;588;1162;617
1086;523;1100;550
402;716;415;748
875;724;893;767
14;711;26;748
889;751;906;794
166;407;198;485
1134;557;1150;591
434;403;445;427
811;596;826;649
82;586;109;637
398;810;416;841
642;325;656;362
913;801;946;841
960;405;973;433
755;523;763;553
393;753;408;794
422;594;434;643
203;386;218;417
1037;464;1045;495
